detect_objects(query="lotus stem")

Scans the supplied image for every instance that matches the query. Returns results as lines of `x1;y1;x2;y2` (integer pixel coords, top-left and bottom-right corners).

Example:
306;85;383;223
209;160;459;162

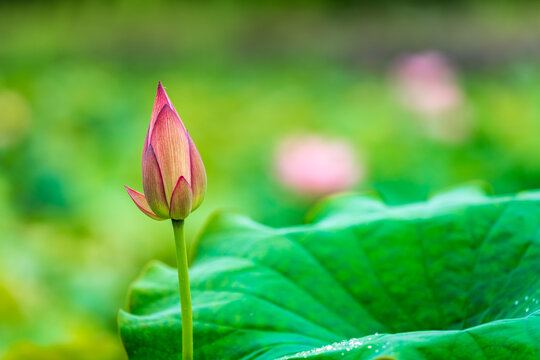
172;219;193;360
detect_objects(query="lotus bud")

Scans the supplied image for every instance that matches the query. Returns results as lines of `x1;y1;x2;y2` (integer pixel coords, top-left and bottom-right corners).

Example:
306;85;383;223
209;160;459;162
126;82;206;220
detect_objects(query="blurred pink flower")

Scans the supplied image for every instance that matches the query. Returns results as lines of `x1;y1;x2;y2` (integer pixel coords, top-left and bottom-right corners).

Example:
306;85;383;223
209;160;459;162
275;134;363;196
392;51;462;115
391;51;472;143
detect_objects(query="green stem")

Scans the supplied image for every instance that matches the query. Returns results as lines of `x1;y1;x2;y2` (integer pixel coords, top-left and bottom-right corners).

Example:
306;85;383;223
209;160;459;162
172;219;193;360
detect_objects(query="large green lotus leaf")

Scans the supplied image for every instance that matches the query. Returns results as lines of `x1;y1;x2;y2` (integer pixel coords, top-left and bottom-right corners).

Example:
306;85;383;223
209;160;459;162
119;186;540;359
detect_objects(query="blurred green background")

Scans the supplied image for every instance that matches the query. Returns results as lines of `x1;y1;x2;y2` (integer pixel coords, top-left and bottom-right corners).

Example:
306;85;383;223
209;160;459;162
2;1;540;359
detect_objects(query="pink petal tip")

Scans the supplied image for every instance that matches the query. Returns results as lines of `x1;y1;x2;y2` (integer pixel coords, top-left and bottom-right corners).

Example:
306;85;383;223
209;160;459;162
125;186;164;221
169;176;193;220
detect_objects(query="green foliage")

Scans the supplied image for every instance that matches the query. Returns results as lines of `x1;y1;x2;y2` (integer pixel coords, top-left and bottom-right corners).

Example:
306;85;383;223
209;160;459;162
119;186;540;359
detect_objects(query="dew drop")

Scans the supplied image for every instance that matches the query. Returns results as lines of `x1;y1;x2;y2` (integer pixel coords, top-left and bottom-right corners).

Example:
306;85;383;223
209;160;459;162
367;345;372;349
514;300;519;305
526;308;530;312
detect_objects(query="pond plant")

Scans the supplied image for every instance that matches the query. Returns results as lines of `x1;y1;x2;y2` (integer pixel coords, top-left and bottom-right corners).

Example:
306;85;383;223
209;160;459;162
125;82;206;360
120;85;540;359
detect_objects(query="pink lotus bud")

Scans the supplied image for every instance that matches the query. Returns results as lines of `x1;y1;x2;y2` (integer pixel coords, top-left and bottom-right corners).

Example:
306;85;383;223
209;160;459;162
126;82;206;220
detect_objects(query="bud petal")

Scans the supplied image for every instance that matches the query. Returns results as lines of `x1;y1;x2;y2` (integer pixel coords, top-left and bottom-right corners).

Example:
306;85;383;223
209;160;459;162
188;138;206;211
150;105;191;200
143;82;177;160
142;145;170;219
169;176;193;220
125;186;164;220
